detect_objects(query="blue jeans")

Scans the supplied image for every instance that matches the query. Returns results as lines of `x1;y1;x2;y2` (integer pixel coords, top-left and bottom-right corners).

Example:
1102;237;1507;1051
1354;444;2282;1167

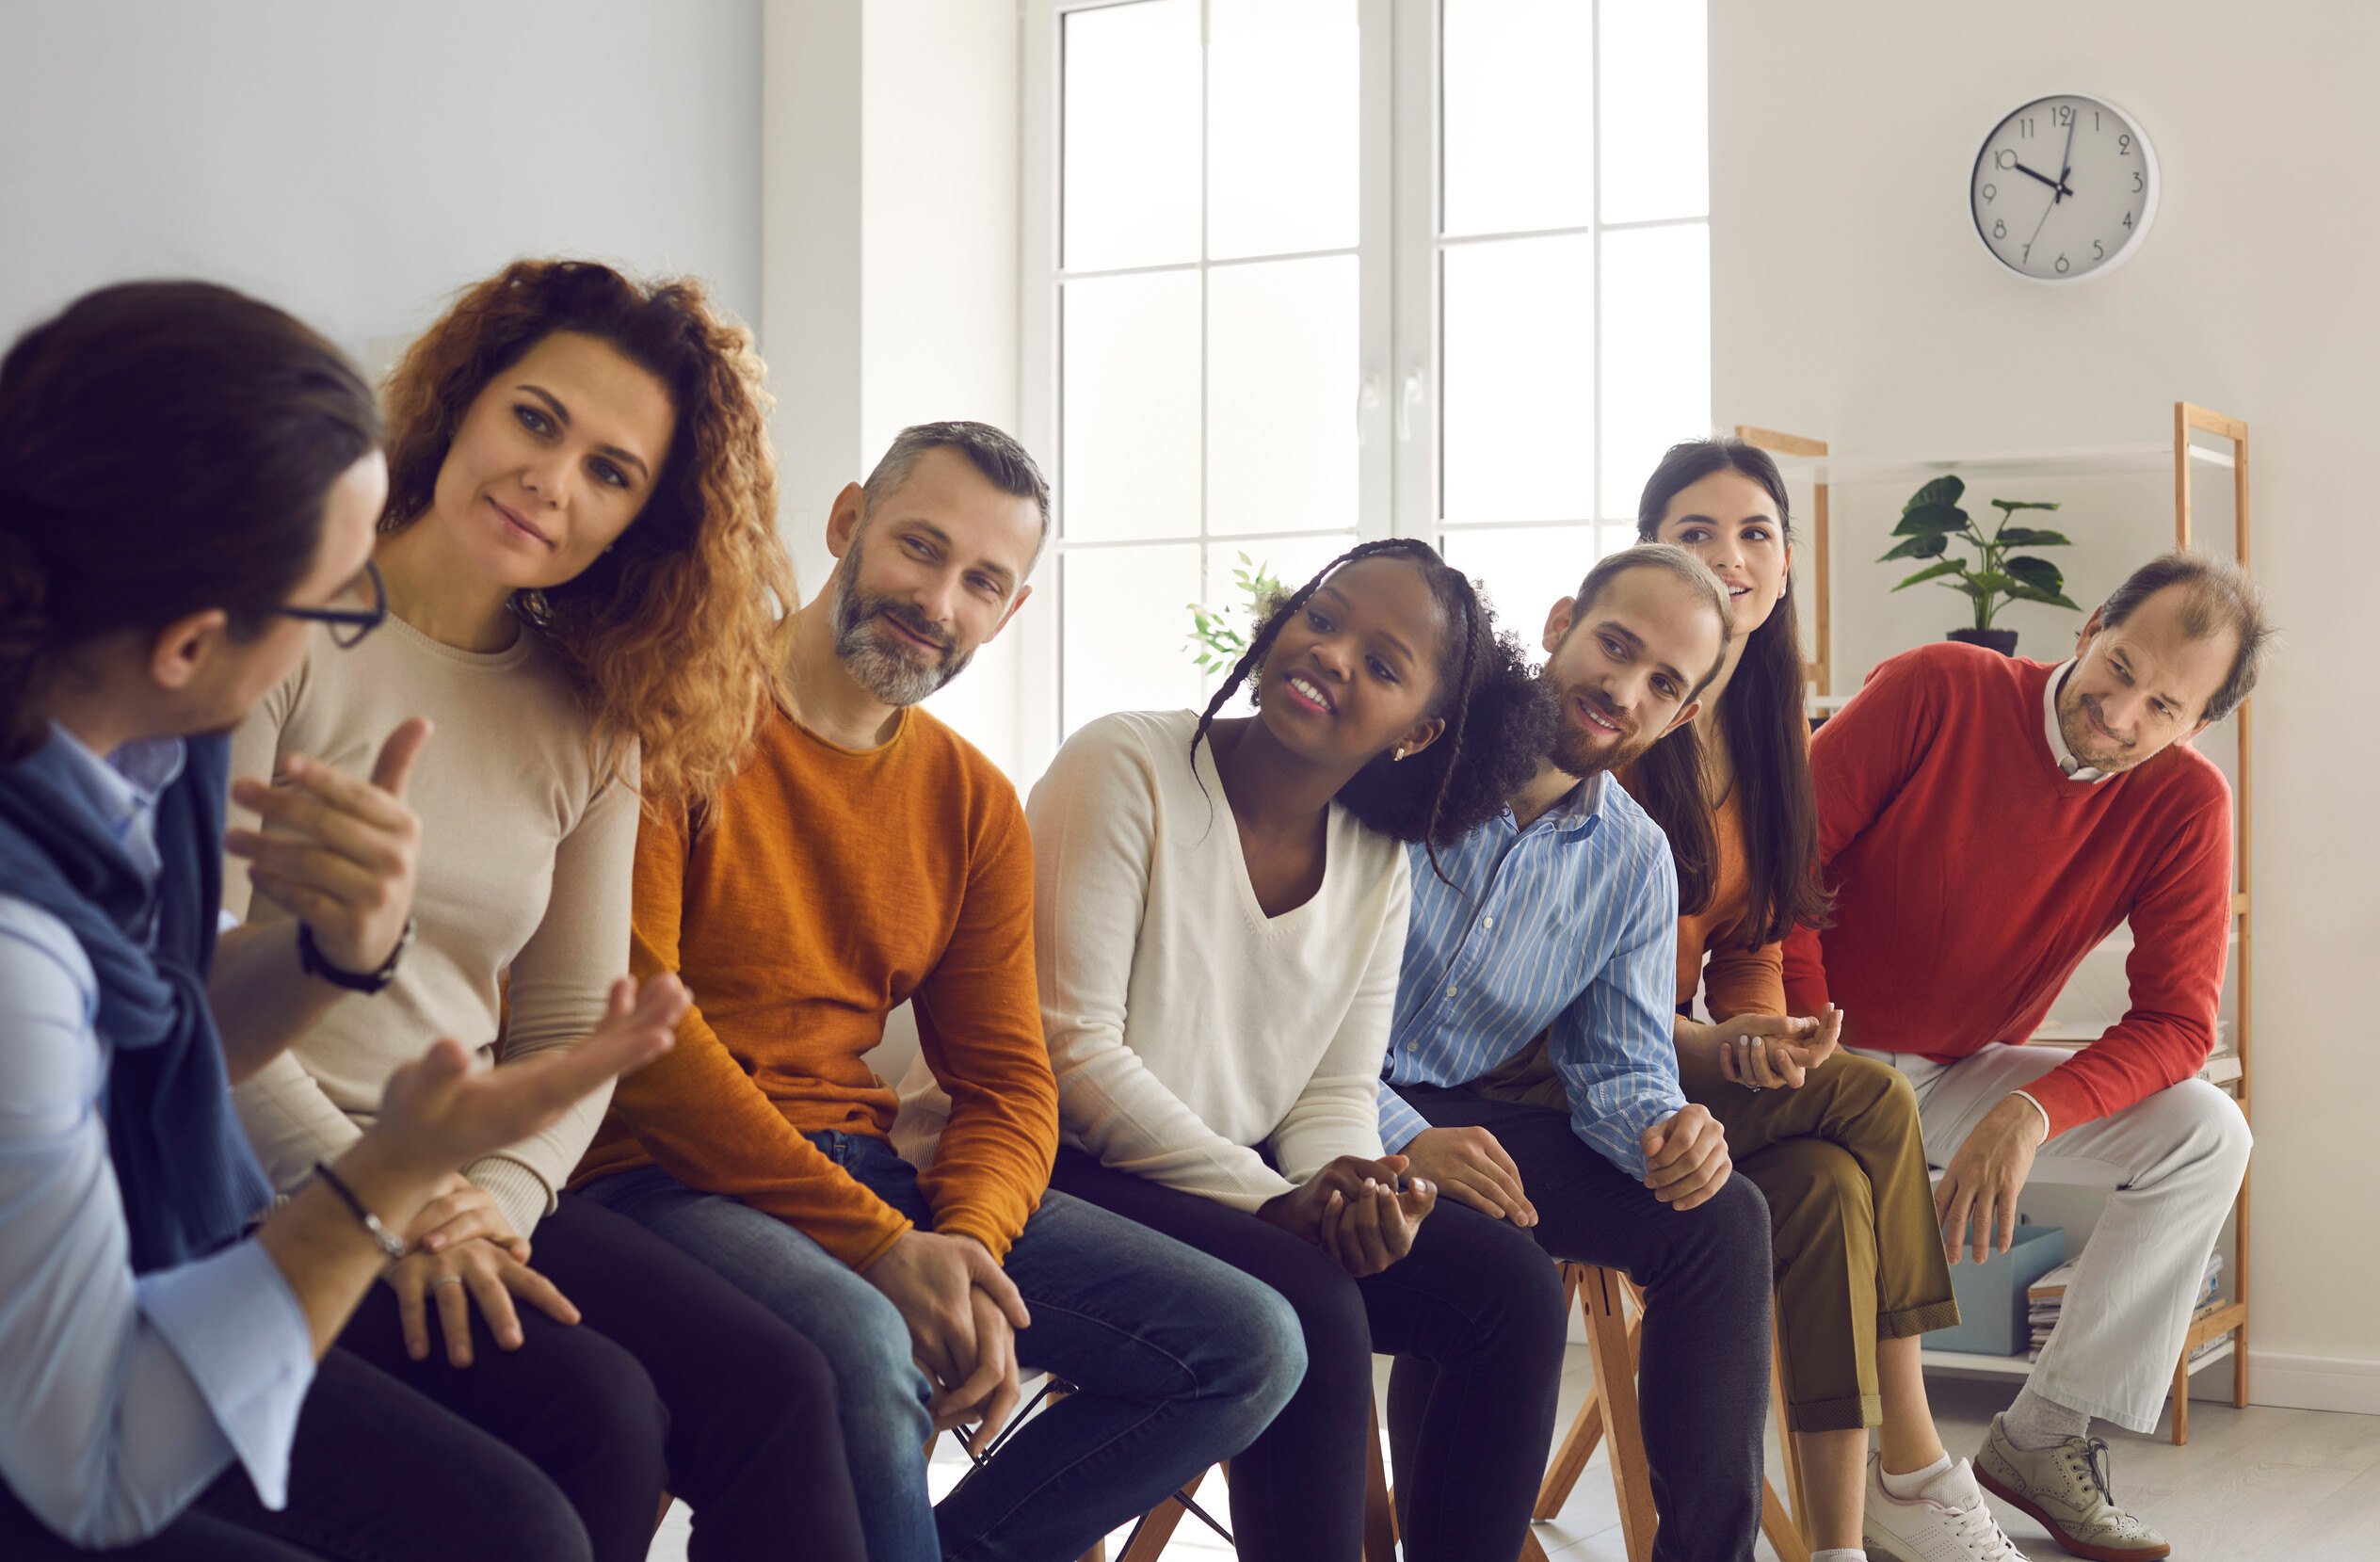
580;1134;1305;1562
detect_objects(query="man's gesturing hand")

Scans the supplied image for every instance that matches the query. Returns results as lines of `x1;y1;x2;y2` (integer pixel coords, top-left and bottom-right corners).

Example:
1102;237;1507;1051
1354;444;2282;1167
1640;1103;1732;1211
1936;1093;2047;1264
228;717;430;974
862;1230;1033;1425
1402;1125;1536;1226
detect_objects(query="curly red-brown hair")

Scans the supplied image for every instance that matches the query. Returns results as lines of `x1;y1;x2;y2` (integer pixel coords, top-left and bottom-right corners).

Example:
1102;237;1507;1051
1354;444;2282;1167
379;259;794;811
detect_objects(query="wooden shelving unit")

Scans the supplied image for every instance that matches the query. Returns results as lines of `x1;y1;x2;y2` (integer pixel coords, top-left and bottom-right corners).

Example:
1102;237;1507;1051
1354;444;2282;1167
1735;408;2256;1443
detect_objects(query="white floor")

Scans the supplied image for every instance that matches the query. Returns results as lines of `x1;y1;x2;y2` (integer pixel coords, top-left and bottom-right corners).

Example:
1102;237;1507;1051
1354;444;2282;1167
651;1348;2380;1560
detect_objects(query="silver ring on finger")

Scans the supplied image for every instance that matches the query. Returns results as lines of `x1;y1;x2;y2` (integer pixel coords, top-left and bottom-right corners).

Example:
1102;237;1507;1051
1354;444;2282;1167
432;1274;467;1292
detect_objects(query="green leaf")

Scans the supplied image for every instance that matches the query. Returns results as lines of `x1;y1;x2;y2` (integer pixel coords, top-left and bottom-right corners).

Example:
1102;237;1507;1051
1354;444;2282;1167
1994;527;2071;547
2003;555;2066;593
1893;559;1966;591
1893;503;1970;536
2006;584;2084;612
1988;499;2062;512
1967;569;2016;596
1877;533;1950;562
1906;475;1966;509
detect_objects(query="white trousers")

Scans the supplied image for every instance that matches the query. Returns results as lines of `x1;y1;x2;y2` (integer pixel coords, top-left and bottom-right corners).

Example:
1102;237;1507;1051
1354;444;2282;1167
1849;1043;2251;1433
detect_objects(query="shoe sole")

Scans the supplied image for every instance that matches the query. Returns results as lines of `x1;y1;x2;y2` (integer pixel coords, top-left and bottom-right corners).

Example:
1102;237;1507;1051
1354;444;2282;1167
1974;1464;2171;1562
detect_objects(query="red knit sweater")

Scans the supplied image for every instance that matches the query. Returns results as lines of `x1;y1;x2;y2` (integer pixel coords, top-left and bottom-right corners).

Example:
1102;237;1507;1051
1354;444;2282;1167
1781;643;2233;1136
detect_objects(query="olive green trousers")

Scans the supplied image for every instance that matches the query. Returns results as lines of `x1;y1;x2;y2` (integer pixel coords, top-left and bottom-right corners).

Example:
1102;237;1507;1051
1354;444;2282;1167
1481;1047;1958;1431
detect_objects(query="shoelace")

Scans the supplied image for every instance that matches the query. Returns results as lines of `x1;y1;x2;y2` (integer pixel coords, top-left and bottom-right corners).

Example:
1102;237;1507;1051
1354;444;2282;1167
2060;1437;2149;1538
1946;1494;2027;1561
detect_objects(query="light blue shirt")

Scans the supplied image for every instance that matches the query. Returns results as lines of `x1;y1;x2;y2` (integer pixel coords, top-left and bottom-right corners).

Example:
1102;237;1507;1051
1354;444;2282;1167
0;728;312;1547
1377;770;1688;1178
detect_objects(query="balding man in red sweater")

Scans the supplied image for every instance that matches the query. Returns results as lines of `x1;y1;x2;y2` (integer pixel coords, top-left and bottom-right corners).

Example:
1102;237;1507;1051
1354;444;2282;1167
1785;552;2274;1562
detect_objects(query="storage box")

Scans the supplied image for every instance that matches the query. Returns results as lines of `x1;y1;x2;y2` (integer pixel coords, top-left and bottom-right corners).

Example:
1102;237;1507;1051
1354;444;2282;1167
1927;1222;2066;1357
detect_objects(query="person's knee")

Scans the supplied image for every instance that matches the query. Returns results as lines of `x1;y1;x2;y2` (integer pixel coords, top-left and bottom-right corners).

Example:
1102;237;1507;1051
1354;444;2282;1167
2180;1079;2253;1179
1766;1140;1873;1222
1467;1219;1570;1356
738;1315;844;1437
1685;1172;1775;1281
477;1470;595;1562
532;1336;671;1491
1208;1267;1310;1420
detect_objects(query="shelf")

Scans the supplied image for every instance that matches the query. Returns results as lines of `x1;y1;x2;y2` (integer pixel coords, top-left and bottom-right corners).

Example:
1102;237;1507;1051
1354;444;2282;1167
1767;440;2235;487
1922;1336;2235;1383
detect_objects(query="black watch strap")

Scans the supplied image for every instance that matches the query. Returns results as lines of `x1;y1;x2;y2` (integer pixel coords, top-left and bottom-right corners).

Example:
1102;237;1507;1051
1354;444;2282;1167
298;917;414;994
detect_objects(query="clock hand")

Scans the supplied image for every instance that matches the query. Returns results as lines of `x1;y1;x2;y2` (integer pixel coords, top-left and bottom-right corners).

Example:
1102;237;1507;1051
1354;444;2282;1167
2012;161;2068;194
2055;109;2079;202
2025;179;2059;255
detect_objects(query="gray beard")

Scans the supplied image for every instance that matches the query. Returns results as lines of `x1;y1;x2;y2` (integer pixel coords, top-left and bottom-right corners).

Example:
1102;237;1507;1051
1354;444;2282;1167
829;552;971;707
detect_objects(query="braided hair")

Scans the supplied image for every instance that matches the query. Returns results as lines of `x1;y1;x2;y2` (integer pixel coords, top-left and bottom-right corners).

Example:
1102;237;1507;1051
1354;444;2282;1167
1190;539;1551;885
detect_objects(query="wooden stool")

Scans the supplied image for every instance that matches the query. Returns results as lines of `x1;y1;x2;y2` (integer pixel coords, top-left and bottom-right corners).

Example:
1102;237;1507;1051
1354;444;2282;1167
1108;1391;1407;1562
1534;1262;1811;1562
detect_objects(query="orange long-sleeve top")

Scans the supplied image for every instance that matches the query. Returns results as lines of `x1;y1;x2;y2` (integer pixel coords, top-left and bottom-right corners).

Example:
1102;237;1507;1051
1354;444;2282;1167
571;703;1057;1270
1615;762;1789;1023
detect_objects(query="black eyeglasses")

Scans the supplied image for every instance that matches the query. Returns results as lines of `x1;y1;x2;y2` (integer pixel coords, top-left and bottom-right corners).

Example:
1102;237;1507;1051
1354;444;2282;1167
272;557;388;649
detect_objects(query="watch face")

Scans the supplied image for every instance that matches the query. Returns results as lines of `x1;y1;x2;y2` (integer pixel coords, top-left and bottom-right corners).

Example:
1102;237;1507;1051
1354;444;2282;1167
1970;95;2158;281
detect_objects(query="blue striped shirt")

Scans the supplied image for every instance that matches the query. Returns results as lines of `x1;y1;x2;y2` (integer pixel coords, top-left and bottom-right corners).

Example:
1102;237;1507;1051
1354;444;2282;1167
1378;770;1686;1178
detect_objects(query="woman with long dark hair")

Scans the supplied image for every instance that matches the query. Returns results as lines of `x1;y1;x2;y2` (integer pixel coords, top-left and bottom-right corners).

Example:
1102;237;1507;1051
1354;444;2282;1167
225;260;863;1562
1008;539;1568;1560
0;279;682;1559
1491;440;2026;1562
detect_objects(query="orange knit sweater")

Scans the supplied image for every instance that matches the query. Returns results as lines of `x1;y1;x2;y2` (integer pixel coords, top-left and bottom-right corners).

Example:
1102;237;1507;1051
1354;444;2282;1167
571;704;1057;1270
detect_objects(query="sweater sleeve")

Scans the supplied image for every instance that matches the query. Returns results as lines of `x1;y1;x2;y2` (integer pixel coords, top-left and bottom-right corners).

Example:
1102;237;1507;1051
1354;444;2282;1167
2022;788;2233;1135
909;788;1061;1261
607;799;913;1271
1268;849;1404;1184
1701;932;1786;1022
1782;649;1940;1018
462;756;639;1241
1035;724;1297;1213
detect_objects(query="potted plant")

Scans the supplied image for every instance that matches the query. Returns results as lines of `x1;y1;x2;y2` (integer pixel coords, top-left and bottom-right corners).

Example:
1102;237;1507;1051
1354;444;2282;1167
1878;475;2081;654
1186;552;1289;674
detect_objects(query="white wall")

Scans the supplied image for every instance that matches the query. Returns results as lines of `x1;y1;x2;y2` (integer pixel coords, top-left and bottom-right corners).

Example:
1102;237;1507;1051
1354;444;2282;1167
0;0;763;370
1711;0;2380;1392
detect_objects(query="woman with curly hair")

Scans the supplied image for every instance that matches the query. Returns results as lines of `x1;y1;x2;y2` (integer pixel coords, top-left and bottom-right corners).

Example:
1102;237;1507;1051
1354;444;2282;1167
1037;539;1568;1561
224;260;862;1561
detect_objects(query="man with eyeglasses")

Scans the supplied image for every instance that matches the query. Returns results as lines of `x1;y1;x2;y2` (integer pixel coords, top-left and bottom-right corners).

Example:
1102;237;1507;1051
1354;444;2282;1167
1784;552;2274;1562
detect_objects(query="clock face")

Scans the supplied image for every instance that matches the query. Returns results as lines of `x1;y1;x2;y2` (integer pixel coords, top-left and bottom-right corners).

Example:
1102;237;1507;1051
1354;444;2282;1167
1970;95;2159;281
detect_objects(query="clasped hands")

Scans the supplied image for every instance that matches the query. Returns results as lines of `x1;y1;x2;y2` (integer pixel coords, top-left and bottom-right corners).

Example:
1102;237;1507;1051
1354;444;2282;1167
1713;1002;1843;1090
1259;1154;1439;1277
865;1229;1036;1442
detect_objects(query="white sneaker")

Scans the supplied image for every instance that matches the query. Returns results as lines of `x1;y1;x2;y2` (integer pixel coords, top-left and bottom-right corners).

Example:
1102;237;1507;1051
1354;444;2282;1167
1864;1452;2031;1562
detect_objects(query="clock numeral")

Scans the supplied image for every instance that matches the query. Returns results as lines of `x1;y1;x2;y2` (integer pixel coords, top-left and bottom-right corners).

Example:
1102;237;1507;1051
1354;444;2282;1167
2021;243;2032;264
2094;110;2102;132
2054;253;2071;274
2052;105;2074;126
1981;182;1997;203
2122;210;2135;230
2132;169;2145;192
2117;133;2132;155
1992;218;2007;240
2093;239;2106;260
2018;117;2035;137
1996;149;2017;169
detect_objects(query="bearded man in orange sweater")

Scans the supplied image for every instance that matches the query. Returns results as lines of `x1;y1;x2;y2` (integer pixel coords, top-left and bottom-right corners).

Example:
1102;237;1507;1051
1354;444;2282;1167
571;423;1302;1562
1785;552;2274;1562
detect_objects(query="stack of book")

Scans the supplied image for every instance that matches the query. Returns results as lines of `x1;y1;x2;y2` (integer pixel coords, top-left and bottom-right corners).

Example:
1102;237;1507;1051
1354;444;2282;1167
2027;1251;2223;1361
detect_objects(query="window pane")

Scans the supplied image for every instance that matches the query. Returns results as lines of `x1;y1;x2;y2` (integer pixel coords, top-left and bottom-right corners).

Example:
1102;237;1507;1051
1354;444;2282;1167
1064;0;1201;270
1599;222;1710;517
1063;543;1206;734
1208;256;1359;537
1197;531;1359;711
1062;271;1201;542
1441;233;1594;523
1441;0;1594;237
1209;0;1359;258
1438;523;1607;644
1598;0;1708;223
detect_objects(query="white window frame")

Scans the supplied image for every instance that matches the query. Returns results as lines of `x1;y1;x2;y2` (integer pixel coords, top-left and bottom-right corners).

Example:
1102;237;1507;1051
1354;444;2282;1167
1019;0;1706;776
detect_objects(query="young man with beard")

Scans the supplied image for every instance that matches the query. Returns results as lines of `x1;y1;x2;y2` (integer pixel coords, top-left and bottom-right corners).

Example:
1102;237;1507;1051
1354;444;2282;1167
1784;552;2273;1562
570;423;1304;1562
1374;543;1779;1562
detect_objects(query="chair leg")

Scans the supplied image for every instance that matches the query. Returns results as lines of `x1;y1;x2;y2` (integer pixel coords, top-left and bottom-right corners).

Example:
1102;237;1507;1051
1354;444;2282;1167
2168;1348;2192;1445
1363;1403;1399;1562
1771;1307;1813;1559
1115;1497;1188;1562
1581;1265;1659;1562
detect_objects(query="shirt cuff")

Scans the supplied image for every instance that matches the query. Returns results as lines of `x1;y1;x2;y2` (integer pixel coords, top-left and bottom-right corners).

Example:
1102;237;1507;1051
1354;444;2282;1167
137;1242;315;1511
2010;1089;2053;1140
466;1155;556;1242
1376;1087;1432;1154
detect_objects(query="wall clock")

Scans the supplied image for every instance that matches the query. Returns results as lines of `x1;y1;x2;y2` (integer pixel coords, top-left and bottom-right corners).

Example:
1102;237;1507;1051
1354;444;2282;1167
1970;95;2160;282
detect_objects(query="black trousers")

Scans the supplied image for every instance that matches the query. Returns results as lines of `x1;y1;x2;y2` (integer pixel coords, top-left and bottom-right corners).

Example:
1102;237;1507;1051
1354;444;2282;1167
1392;1084;1775;1562
0;1346;590;1560
334;1190;864;1562
1051;1147;1568;1562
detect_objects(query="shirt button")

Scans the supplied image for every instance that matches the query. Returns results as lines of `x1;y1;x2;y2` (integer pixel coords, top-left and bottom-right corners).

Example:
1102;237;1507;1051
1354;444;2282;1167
1446;984;1459;998
1481;914;1494;929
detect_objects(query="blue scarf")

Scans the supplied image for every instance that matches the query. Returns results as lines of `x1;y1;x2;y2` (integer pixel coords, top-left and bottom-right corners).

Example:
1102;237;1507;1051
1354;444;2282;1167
0;730;273;1273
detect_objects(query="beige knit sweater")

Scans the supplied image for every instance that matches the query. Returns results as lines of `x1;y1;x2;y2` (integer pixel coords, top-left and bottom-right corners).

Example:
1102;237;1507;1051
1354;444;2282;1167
226;615;638;1239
